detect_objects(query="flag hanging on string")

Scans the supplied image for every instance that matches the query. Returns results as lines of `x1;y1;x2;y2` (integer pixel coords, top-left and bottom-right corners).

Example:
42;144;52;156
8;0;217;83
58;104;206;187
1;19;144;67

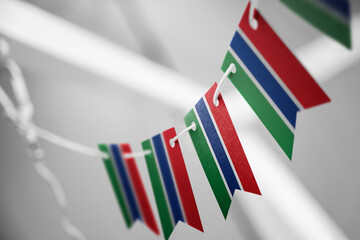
98;143;159;235
222;3;331;159
184;83;261;218
142;127;203;240
280;0;351;48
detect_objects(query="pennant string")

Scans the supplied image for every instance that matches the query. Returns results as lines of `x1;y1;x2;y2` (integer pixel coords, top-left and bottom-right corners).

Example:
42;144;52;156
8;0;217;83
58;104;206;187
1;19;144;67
169;122;196;147
6;59;34;121
0;39;88;240
0;82;18;121
0;37;147;237
0;41;155;239
213;63;236;106
33;156;87;240
0;81;151;160
34;124;107;158
124;149;152;159
0;40;149;161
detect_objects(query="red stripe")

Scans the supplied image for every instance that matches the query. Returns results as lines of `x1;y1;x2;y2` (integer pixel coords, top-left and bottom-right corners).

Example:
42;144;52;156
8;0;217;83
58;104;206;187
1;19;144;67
121;144;160;235
239;3;330;109
163;128;203;232
205;84;261;195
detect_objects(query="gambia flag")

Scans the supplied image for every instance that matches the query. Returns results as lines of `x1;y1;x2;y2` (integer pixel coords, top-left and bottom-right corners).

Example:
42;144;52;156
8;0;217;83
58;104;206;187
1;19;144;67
222;3;330;159
281;0;351;48
142;127;203;240
98;143;159;235
184;83;261;218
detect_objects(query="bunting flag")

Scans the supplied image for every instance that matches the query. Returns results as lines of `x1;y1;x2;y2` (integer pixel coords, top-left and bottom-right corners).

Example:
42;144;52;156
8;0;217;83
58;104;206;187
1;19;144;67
280;0;351;48
142;127;203;240
222;3;331;159
184;83;261;219
98;143;159;235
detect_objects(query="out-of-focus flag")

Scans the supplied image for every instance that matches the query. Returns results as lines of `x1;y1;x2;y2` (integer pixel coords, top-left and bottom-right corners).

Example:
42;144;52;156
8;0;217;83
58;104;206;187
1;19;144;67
281;0;351;48
222;3;330;159
142;127;203;240
98;143;159;235
184;83;261;218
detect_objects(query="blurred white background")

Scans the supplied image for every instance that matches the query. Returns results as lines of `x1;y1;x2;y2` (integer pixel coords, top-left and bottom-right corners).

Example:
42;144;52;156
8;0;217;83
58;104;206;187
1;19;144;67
0;0;359;239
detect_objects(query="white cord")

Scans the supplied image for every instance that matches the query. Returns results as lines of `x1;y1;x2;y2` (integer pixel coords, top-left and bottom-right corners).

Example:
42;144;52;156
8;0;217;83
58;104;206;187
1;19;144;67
213;63;236;107
5;59;34;120
33;159;86;240
0;39;155;240
34;125;107;158
0;83;18;121
169;122;196;147
0;39;87;240
0;84;147;160
0;40;146;160
124;149;151;159
249;0;259;30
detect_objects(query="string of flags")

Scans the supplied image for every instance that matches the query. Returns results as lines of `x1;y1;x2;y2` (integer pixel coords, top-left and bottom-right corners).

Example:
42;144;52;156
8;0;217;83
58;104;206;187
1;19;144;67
97;1;342;238
0;0;352;239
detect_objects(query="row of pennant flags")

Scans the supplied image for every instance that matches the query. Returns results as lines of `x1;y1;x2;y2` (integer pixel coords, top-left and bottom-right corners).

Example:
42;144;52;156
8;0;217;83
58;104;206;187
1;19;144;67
97;1;351;239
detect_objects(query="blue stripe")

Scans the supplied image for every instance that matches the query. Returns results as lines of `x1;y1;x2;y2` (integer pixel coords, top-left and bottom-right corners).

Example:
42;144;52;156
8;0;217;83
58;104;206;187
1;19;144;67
152;134;184;223
313;0;350;20
195;98;240;195
231;31;299;128
110;144;141;221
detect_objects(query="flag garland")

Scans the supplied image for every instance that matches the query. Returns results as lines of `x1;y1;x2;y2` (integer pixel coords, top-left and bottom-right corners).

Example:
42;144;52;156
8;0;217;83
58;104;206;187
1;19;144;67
280;0;351;48
0;0;347;239
184;83;261;218
93;2;337;238
222;3;330;159
98;143;159;235
142;127;203;240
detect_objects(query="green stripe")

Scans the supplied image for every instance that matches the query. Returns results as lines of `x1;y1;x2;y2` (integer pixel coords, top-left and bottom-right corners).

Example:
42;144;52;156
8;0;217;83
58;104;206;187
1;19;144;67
142;140;173;240
98;144;132;228
222;51;294;159
184;109;232;218
281;0;351;48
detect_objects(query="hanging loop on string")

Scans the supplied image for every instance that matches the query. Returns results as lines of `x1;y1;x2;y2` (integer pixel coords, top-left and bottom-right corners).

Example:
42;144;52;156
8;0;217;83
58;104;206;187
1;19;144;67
169;122;196;148
213;63;236;107
249;0;259;30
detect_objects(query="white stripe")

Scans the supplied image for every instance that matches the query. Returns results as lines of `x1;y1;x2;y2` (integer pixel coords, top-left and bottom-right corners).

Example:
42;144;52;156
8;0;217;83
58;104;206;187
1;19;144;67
109;146;133;222
237;27;304;111
228;47;295;133
202;97;244;192
150;139;175;227
193;107;232;198
160;133;187;223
